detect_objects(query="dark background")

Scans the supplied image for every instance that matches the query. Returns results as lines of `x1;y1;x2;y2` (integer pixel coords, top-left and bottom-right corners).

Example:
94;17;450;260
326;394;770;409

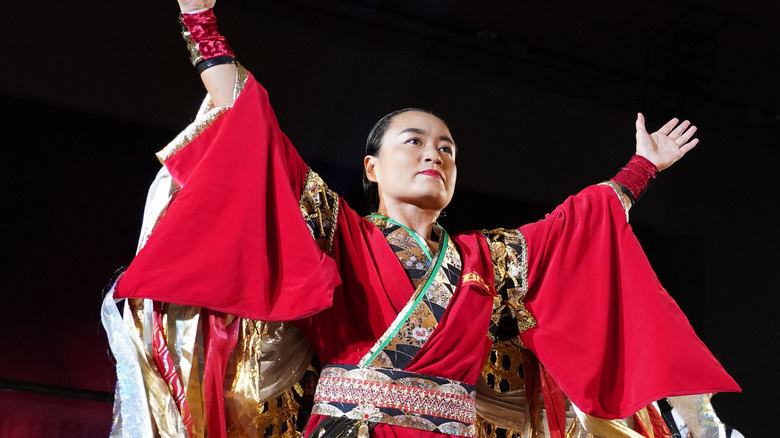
1;0;777;436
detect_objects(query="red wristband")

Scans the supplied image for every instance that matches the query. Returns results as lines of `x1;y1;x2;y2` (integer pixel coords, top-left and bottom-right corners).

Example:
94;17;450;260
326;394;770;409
180;9;234;60
611;155;658;201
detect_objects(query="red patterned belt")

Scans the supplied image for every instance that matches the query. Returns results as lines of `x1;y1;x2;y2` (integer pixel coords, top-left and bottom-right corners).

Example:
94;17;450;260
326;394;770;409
312;364;476;437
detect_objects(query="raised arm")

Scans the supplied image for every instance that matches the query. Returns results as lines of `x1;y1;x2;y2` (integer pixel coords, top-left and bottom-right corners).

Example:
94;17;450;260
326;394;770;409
177;0;237;106
511;117;738;420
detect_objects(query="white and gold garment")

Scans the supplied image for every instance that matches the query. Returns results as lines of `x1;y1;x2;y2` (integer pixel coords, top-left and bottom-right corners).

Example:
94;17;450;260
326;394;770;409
102;73;317;437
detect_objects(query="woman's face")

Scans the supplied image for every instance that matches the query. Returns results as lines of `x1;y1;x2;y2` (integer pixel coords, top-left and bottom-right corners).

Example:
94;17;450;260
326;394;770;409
364;111;457;212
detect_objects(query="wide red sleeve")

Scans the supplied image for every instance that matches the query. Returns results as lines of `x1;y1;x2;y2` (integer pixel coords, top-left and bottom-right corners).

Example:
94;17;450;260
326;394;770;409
114;73;340;321
518;184;739;420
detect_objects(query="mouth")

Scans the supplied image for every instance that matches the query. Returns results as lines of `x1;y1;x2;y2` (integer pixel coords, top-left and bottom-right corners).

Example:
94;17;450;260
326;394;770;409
418;169;444;180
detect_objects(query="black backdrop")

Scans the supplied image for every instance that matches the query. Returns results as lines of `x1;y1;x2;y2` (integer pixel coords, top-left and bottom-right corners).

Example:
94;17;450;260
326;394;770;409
1;1;778;436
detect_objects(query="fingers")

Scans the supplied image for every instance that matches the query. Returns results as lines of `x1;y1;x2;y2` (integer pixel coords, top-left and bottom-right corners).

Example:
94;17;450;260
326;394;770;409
669;120;690;138
635;113;648;135
663;117;698;147
677;124;697;144
657;117;680;135
679;138;699;156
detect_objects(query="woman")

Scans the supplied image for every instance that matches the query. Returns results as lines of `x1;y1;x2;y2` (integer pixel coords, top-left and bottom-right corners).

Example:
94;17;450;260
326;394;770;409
102;1;739;437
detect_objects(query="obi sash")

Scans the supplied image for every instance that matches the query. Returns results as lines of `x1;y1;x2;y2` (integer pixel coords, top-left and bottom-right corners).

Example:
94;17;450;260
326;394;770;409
309;217;479;436
312;365;477;437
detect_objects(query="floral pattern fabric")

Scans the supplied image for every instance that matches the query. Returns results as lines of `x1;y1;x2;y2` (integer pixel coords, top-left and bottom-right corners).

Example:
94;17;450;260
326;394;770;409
364;217;462;370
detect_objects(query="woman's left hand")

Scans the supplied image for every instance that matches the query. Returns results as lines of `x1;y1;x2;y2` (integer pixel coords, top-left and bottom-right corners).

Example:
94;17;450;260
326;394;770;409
635;112;699;171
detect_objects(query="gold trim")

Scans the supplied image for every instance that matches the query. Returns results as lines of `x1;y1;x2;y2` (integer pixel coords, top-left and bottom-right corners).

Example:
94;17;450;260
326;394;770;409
233;65;249;103
599;181;632;222
314;376;475;423
359;249;439;366
313;365;477;437
156;64;249;164
328;194;340;253
300;168;313;209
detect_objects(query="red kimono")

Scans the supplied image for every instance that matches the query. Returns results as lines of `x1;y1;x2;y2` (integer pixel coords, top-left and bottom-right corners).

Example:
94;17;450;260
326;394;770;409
114;71;738;437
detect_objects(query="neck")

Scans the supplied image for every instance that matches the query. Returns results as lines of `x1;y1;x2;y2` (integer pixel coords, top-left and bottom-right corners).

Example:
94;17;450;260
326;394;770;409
377;201;441;242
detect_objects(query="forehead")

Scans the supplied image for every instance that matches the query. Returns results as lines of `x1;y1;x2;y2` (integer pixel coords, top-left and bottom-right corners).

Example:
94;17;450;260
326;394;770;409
387;111;452;138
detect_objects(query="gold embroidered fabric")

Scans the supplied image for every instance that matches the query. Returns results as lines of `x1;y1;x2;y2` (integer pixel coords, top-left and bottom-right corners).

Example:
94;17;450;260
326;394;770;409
299;168;340;254
379;241;461;369
224;319;267;437
313;365;477;437
481;340;526;395
361;217;462;370
476;339;535;438
109;66;310;437
482;228;536;338
224;319;316;438
383;223;434;289
120;301;313;438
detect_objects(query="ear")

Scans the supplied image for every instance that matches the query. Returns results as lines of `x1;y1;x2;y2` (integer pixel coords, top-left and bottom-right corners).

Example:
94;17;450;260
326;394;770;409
364;155;379;183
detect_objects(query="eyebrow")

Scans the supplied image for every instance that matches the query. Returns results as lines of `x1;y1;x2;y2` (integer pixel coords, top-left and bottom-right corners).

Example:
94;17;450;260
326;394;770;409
396;128;456;146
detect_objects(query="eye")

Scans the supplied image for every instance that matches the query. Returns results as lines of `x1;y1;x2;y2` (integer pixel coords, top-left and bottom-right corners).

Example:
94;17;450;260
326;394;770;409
439;146;453;155
405;137;422;145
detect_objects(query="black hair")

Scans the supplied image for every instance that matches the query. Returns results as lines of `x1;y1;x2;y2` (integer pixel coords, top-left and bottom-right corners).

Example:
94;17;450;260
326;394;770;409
362;108;447;212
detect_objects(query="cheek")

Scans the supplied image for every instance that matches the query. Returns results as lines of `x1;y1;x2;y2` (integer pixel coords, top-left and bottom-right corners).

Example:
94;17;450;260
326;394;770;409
376;160;404;184
387;156;414;176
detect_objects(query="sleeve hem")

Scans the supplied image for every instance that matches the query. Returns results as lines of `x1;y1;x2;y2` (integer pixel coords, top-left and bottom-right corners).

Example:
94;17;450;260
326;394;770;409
156;64;249;164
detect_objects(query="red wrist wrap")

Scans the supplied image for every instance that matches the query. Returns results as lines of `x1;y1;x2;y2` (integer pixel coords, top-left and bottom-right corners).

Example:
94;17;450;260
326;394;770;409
611;155;658;200
180;9;234;60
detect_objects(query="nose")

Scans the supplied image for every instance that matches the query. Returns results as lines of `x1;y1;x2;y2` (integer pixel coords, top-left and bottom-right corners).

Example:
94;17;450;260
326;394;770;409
423;143;443;164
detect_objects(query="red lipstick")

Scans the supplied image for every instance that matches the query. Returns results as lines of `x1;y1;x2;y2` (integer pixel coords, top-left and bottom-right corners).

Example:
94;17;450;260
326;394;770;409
418;169;443;180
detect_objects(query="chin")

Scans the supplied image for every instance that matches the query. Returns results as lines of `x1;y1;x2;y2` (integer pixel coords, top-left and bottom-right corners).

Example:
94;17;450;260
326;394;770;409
416;197;451;212
395;189;453;212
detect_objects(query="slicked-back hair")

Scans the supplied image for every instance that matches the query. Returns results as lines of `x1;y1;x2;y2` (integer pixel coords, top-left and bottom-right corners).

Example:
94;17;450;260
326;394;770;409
362;108;446;212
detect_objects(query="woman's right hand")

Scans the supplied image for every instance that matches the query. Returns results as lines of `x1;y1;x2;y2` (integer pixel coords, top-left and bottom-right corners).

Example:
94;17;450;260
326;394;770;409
178;0;215;13
634;112;698;172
